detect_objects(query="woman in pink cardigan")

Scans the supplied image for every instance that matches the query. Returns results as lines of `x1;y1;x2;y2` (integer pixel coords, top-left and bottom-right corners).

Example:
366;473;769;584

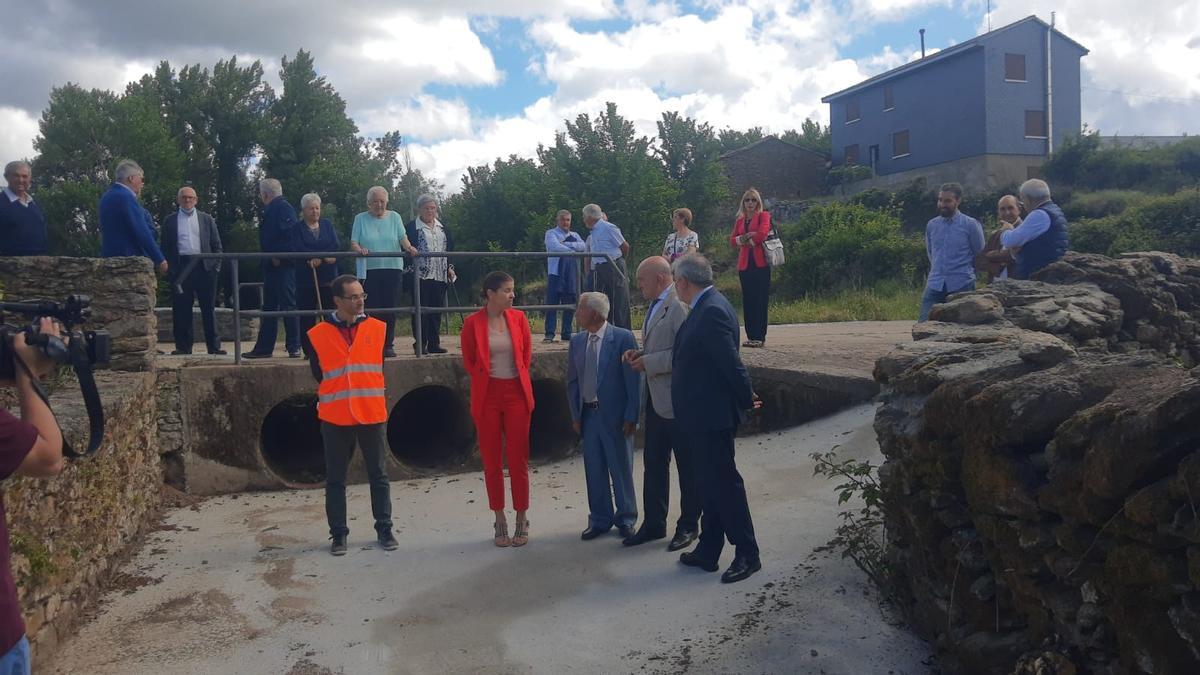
729;187;772;347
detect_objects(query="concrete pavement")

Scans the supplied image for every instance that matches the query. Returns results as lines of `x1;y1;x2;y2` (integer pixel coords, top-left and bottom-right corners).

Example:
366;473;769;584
48;403;930;675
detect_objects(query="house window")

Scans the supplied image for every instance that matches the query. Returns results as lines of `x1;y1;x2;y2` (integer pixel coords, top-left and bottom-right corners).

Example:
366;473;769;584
883;85;894;111
1025;110;1047;138
892;130;910;158
845;97;861;123
844;144;860;165
1005;53;1026;82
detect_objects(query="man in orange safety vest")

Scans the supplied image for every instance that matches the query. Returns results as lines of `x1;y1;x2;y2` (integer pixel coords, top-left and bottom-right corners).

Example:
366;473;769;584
307;274;396;556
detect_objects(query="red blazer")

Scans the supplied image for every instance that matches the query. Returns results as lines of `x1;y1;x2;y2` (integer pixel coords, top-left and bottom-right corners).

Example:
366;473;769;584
730;211;772;270
460;308;535;419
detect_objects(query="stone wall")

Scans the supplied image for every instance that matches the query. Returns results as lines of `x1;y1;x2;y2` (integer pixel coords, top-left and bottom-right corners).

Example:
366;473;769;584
873;251;1200;673
718;137;827;203
832;153;1044;197
4;370;161;666
153;307;257;344
0;256;158;371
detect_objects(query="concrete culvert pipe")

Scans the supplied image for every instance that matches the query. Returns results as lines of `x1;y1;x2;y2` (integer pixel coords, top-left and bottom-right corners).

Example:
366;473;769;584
387;385;475;469
260;394;326;486
529;378;577;460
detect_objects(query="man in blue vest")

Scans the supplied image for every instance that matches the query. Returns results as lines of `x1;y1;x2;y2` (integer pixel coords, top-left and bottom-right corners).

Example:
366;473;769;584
0;161;47;256
1001;179;1069;279
99;159;167;274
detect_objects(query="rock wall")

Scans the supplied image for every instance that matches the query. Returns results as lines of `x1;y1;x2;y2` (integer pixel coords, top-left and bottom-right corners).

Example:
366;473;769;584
153;306;257;344
0;256;159;371
874;252;1200;674
3;370;161;665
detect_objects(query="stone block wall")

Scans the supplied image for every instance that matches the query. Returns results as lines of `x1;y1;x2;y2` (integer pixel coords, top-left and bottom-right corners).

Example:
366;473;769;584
153;307;257;344
0;256;158;372
874;251;1200;673
4;370;161;666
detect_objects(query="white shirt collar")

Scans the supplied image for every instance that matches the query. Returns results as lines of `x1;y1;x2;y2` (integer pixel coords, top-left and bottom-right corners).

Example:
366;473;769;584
4;188;32;206
588;321;608;341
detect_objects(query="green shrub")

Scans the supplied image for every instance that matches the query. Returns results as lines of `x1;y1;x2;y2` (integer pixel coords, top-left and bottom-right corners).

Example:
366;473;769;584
1071;190;1200;256
777;203;925;296
1062;190;1153;220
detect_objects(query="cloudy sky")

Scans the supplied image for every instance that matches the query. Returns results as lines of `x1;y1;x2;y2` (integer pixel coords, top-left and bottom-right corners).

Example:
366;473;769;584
2;0;1197;191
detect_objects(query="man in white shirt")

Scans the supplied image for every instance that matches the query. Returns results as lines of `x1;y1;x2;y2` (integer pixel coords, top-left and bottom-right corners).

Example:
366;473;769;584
161;186;225;355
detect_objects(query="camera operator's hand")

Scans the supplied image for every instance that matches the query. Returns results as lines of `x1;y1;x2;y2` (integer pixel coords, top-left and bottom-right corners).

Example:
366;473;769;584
13;317;61;379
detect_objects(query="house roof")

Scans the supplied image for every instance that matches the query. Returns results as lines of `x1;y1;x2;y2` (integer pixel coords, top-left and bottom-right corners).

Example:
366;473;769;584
821;15;1089;103
717;135;827;160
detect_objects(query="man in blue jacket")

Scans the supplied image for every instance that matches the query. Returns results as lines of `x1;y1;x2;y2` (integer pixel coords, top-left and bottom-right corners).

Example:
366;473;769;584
568;291;641;541
0;160;47;256
98;159;167;274
245;178;302;359
670;253;762;583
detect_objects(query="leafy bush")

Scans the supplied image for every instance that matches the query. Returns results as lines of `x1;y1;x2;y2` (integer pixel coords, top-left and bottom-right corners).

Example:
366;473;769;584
826;164;873;188
1070;190;1200;257
1061;190;1153;220
776;203;925;296
1043;132;1200;194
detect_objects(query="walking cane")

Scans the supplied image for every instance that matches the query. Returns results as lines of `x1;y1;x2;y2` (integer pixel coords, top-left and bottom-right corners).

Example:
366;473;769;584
311;264;324;322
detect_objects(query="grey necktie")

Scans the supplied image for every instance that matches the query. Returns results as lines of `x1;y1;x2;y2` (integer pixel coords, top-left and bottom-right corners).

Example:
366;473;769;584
582;333;600;402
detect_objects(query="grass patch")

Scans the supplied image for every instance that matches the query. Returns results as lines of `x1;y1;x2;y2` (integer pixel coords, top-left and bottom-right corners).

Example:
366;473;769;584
767;282;920;324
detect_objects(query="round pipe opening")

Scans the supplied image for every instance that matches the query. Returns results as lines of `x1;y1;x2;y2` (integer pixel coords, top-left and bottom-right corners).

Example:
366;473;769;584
387;385;475;469
529;378;578;460
260;394;325;486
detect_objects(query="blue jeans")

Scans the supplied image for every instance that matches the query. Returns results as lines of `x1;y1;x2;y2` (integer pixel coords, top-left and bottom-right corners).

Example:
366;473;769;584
919;281;976;322
0;637;30;675
544;274;576;339
251;262;301;353
581;407;637;529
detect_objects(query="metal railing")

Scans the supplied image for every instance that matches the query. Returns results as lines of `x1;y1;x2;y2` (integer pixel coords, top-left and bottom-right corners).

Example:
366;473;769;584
174;250;625;364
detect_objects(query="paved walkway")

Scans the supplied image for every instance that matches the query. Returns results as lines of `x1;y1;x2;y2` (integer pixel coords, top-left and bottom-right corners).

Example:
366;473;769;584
48;404;930;674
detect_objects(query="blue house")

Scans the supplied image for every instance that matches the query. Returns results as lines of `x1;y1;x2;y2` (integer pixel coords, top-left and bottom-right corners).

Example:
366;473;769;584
822;15;1088;192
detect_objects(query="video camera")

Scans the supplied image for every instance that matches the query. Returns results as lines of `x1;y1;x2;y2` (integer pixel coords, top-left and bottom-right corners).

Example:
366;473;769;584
0;295;110;457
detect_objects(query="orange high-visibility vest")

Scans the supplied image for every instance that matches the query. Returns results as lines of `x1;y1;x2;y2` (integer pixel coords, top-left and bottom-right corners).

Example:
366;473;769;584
309;317;388;425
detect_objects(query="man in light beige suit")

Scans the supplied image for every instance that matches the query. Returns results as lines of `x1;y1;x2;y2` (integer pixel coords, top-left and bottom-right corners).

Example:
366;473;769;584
621;256;700;551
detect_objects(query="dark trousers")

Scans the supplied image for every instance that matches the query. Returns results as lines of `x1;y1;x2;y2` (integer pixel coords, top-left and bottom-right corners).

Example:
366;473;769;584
919;281;976;322
686;428;759;562
320;421;393;537
298;283;334;358
739;265;771;342
593;259;631;329
251;263;300;354
171;259;220;352
411;278;447;352
641;404;701;535
544;274;576;339
364;269;402;355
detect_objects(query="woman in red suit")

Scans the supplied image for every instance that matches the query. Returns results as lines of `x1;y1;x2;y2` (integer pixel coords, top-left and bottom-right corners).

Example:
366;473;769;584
729;187;772;348
460;271;535;547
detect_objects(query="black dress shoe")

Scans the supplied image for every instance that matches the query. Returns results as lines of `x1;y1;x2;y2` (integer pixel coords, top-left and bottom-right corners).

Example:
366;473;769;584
679;551;719;572
667;530;698;552
383;349;397;358
617;524;635;539
243;351;272;359
623;528;666;547
170;349;192;355
581;526;611;541
208;348;228;355
288;349;302;358
426;346;448;354
721;556;762;583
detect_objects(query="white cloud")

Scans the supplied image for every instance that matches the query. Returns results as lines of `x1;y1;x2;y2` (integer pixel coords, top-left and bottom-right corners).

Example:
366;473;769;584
356;95;476;142
0;106;39;164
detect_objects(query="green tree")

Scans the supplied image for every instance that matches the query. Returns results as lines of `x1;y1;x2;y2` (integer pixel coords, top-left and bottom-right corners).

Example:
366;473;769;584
780;119;832;157
716;126;765;155
655;111;728;228
538;102;679;264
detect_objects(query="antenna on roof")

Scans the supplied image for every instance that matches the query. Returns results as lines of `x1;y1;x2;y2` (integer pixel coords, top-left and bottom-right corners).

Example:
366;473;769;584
987;0;992;31
919;28;926;58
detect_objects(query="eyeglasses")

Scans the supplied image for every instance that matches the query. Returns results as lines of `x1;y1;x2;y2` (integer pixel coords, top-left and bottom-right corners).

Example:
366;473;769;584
339;293;368;301
743;198;759;204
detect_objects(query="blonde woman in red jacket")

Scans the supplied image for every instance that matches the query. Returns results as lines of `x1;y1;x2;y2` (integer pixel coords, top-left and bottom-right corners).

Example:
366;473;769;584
730;187;772;347
460;271;536;547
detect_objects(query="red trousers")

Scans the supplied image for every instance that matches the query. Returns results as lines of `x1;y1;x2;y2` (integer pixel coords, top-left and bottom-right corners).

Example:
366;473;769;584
475;377;531;511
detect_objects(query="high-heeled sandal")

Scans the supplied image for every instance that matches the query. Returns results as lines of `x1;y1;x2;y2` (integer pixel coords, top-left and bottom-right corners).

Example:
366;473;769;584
511;519;529;547
494;521;511;547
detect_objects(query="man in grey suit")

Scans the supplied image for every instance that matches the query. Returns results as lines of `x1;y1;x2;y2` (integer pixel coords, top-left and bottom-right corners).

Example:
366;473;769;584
161;186;225;355
622;256;700;550
568;291;641;540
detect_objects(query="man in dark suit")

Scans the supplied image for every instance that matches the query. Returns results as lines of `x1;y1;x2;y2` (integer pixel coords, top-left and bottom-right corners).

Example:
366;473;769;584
671;253;762;583
99;159;167;274
567;291;641;540
162;186;225;355
245;178;302;359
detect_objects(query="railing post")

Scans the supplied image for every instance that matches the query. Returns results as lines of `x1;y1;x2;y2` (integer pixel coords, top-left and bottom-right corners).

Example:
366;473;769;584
412;258;423;357
231;260;241;365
